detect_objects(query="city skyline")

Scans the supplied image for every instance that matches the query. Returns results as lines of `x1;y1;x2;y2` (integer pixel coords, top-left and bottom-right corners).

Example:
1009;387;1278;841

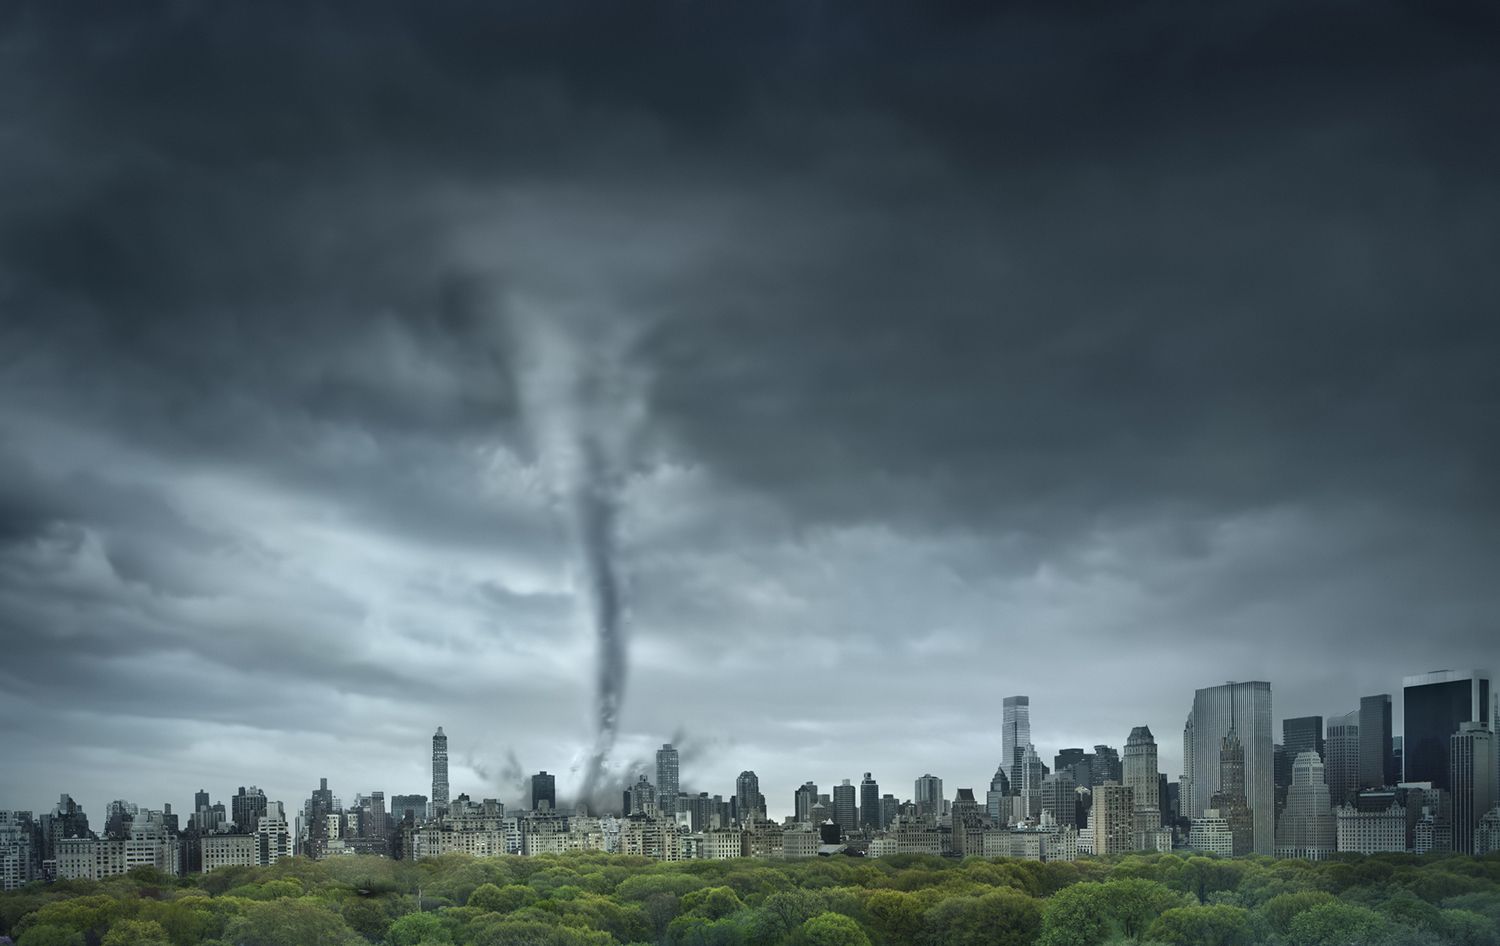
2;1;1498;850
8;671;1490;827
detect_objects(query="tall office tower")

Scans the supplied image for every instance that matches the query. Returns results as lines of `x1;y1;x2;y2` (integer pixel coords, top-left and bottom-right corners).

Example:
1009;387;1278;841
1092;783;1135;855
431;727;449;817
1054;748;1092;789
1359;694;1395;788
881;794;900;828
1282;716;1326;762
1450;722;1496;855
194;789;211;814
1123;726;1161;830
832;780;857;834
1325;711;1361;807
530;772;556;812
859;773;880;829
1187;681;1274;854
1280;714;1324;815
1210;726;1254;856
1274;751;1336;860
1181;716;1195;819
735;771;763;822
1003;696;1031;789
794;782;818;824
1040;772;1078;829
368;792;387;838
1092;745;1122;785
655;744;680;816
1019;746;1045;820
1405;670;1491;790
914;774;944;819
985;767;1010;824
1273;744;1290;816
232;786;267;834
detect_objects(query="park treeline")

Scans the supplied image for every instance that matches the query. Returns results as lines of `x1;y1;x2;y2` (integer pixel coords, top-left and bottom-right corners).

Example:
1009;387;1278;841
3;852;1500;946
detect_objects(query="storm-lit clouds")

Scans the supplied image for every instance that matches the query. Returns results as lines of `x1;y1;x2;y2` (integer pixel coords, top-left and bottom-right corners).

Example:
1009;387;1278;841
1;1;1498;819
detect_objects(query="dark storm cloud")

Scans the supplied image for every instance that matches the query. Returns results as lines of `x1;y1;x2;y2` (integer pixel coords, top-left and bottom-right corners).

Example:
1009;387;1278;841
1;0;1497;816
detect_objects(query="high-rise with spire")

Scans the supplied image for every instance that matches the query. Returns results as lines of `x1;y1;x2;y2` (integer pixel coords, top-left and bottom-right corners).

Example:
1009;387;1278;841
431;727;449;818
1210;724;1253;856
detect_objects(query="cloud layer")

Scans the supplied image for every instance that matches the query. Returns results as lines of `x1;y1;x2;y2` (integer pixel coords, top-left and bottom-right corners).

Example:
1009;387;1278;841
1;0;1497;821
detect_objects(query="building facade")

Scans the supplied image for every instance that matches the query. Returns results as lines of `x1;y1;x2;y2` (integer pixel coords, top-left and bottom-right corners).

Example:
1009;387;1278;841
1123;726;1161;836
655;745;679;816
431;727;449;818
1359;694;1396;789
1450;722;1496;855
1003;696;1031;789
1186;681;1274;854
1325;710;1361;807
1403;669;1490;790
1091;783;1135;856
1274;751;1335;860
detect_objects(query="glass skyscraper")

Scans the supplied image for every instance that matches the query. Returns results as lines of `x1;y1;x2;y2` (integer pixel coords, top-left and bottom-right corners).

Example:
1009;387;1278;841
1402;669;1490;791
1359;694;1395;789
1002;696;1030;790
1186;680;1274;855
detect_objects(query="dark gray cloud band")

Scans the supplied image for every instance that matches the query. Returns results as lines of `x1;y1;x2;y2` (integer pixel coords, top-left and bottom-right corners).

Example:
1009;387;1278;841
1;0;1497;819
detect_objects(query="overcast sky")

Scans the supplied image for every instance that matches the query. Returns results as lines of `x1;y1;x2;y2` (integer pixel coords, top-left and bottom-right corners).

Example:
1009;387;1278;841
1;2;1498;823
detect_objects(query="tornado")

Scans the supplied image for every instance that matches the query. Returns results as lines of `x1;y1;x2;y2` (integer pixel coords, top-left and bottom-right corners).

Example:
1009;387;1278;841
512;312;638;814
575;431;626;809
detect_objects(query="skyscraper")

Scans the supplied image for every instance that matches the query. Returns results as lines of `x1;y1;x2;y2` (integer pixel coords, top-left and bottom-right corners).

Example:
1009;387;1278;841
231;786;267;834
794;782;818;824
1325;711;1361;807
1123;726;1161;831
1018;746;1045;820
1359;694;1395;789
1404;670;1491;791
1040;772;1077;829
1054;748;1092;789
985;766;1009;824
735;771;763;822
1274;751;1335;860
859;773;880;829
1450;722;1496;855
431;727;449;818
1210;727;1253;857
1002;696;1030;790
655;744;680;816
914;774;944;819
1181;716;1195;820
832;780;857;834
530;772;556;812
1186;681;1274;854
1092;745;1122;786
1282;716;1325;762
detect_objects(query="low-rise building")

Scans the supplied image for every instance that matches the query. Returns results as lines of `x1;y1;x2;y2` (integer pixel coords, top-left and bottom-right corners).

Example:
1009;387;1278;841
201;834;258;872
1336;803;1406;854
1187;810;1234;857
